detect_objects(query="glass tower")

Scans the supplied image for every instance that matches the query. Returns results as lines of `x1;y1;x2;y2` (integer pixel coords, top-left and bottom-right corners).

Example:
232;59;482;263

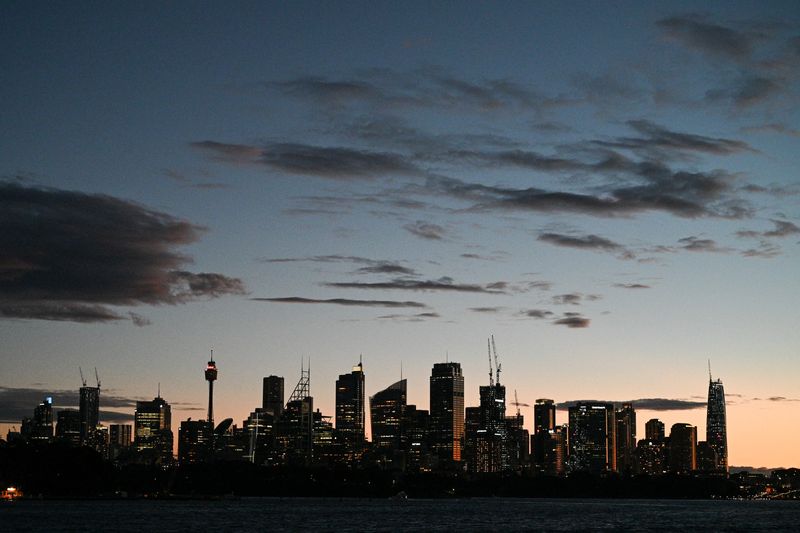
706;372;728;473
429;362;465;462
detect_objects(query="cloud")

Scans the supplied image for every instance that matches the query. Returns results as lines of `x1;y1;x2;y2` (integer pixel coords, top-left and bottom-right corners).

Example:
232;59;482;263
469;307;504;313
678;236;732;253
192;141;419;180
594;120;755;156
252;297;427;308
323;277;506;294
376;312;440;321
0;182;245;324
741;241;782;259
552;293;582;306
520;309;554;319
737;219;800;239
552;312;590;328
705;75;783;108
261;255;418;276
741;123;800;138
556;398;707;411
537;232;634;259
403;221;446;240
613;283;652;289
657;15;754;59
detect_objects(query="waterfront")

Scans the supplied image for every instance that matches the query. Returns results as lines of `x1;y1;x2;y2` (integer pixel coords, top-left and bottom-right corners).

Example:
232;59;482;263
2;498;800;532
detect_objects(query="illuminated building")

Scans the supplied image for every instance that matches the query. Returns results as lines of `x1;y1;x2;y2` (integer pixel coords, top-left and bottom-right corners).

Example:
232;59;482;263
636;439;666;475
55;409;81;445
505;411;529;471
178;419;213;464
463;406;481;472
645;418;665;441
475;383;508;473
109;424;132;461
532;399;561;475
370;379;407;450
534;399;556;434
277;363;313;463
79;385;100;447
668;423;697;474
25;397;54;442
335;360;365;457
429;362;465;463
134;395;173;463
403;405;431;471
706;369;728;473
615;403;637;474
567;402;616;474
697;440;719;472
262;375;284;417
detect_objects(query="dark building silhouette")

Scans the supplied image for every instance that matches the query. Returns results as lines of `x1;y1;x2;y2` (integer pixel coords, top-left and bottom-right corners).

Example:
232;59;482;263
370;379;407;450
55;409;81;445
335;360;365;457
429;362;465;463
463;406;481;472
475;383;508;472
79;385;100;447
277;364;313;464
262;375;284;416
697;440;719;472
178;419;214;464
645;418;665;441
534;399;556;434
668;423;697;474
568;402;616;474
636;438;666;475
23;397;54;442
505;411;529;471
403;405;431;471
706;370;728;473
108;424;132;460
134;395;173;463
532;400;565;476
615;403;637;474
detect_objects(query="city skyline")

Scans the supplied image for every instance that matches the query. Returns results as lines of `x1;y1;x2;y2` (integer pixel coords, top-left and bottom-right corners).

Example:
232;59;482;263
1;1;799;469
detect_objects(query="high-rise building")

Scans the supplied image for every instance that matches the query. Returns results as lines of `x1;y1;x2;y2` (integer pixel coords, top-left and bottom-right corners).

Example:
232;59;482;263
335;360;365;456
29;397;54;442
108;424;132;460
668;423;697;474
505;411;529;471
645;418;665;441
706;370;728;473
276;363;313;463
370;379;407;450
567;402;616;474
463;406;481;472
55;409;81;445
475;383;508;472
79;385;100;447
636;438;666;475
178;419;214;464
403;405;431;472
134;395;173;463
262;375;284;416
534;399;556;434
429;362;465;463
615;403;637;474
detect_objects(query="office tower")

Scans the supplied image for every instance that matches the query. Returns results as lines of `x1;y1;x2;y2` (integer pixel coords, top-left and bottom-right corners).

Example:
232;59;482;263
109;424;132;460
505;411;529;471
463;406;481;472
79;385;100;447
697;441;719;472
243;408;277;465
55;409;81;445
645;418;665;441
262;375;284;416
178;419;214;464
615;403;637;474
429;362;465;463
134;395;173;463
475;383;508;472
668;423;697;474
404;405;431;472
29;397;54;442
534;399;556;434
567;402;616;474
706;369;728;473
205;353;218;429
636;439;666;475
370;379;407;450
277;362;313;463
335;360;365;456
312;409;336;463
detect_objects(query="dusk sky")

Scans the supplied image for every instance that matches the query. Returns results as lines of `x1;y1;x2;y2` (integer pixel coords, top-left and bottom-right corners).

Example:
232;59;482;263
1;1;799;467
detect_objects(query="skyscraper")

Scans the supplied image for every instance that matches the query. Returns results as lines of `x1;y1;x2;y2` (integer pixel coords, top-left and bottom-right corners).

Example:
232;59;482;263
55;409;81;445
335;360;365;456
79;385;100;447
668;423;697;474
262;375;284;416
30;397;54;442
475;382;508;472
534;399;556;434
615;403;637;474
370;379;407;450
429;362;465;463
567;402;616;474
645;418;665;441
205;353;218;429
706;368;728;473
134;395;173;463
178;419;213;464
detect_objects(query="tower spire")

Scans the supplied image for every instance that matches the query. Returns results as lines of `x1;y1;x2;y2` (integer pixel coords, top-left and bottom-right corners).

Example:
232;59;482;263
708;359;712;382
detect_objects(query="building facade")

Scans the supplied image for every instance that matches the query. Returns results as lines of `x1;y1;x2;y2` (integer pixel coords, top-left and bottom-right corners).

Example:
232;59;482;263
429;362;465;463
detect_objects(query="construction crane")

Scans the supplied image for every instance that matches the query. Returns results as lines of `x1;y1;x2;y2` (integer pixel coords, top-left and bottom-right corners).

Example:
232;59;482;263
79;367;87;387
511;389;530;417
94;367;101;389
487;338;494;387
491;335;502;385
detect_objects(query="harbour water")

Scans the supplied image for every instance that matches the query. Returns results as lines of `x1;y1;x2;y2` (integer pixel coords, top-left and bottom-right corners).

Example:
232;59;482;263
2;498;799;531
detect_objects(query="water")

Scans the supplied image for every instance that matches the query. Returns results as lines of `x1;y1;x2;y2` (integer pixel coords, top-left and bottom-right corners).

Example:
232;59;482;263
2;498;799;531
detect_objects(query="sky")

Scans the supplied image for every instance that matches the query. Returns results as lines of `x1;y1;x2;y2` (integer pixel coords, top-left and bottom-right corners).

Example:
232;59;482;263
1;1;799;467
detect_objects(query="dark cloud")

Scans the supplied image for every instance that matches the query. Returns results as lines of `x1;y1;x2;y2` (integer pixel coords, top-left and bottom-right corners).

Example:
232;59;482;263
613;283;652;289
192;141;419;180
253;297;427;308
657;15;754;59
741;241;781;258
552;313;590;328
556;398;707;411
737;219;800;239
0;182;245;324
741;123;800;138
323;277;506;294
705;75;783;108
520;309;554;319
376;312;440;321
469;307;504;313
594;120;755;156
538;232;633;259
678;236;732;253
552;293;583;305
404;221;446;240
261;255;418;276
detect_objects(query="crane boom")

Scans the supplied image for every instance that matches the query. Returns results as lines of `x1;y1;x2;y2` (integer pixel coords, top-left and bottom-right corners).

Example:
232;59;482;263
79;367;86;387
487;338;494;387
94;367;101;389
491;335;501;385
